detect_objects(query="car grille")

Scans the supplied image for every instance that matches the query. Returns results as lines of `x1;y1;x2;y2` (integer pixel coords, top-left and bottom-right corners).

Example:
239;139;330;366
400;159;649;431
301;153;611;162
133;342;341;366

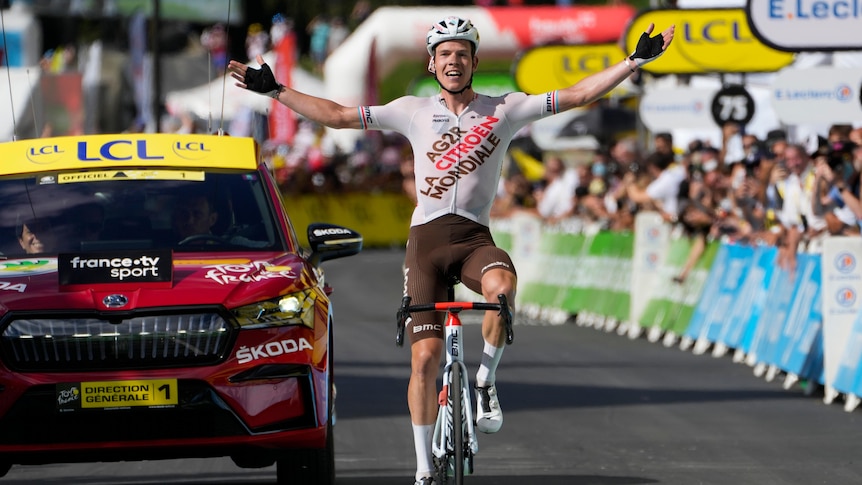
0;313;235;371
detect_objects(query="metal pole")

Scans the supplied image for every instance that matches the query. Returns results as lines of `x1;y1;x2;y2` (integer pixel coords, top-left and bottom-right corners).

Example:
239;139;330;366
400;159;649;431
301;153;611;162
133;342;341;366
151;0;161;133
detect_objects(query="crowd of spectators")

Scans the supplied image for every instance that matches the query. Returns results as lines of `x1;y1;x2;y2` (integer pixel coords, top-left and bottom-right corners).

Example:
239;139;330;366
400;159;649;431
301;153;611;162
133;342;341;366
31;3;860;268
491;122;862;275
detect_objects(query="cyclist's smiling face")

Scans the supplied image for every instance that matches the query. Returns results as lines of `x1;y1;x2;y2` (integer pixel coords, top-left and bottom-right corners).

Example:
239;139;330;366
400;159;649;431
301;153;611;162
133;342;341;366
432;40;477;91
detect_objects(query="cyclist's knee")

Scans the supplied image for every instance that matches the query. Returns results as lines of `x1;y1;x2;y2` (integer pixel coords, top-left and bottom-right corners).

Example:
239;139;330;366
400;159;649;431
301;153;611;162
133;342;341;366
480;268;516;302
411;338;442;375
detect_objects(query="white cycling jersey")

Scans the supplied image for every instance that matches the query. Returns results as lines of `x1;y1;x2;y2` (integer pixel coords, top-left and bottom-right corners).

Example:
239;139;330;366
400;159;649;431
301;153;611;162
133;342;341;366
359;91;558;227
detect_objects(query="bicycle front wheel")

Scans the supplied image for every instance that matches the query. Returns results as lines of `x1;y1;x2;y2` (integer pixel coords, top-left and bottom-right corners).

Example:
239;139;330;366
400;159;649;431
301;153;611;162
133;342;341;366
451;365;465;485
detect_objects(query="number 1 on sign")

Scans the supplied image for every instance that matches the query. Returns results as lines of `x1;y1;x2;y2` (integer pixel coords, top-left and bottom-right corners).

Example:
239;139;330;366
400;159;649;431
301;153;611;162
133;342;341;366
158;383;171;400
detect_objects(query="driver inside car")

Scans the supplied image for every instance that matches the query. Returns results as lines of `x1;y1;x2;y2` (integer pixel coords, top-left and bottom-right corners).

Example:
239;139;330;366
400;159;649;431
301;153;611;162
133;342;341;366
170;190;270;249
172;192;220;244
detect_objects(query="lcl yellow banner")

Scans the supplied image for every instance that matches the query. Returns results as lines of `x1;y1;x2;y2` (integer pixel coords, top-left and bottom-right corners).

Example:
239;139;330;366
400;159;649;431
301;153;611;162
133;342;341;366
624;9;795;75
514;43;633;95
0;133;260;176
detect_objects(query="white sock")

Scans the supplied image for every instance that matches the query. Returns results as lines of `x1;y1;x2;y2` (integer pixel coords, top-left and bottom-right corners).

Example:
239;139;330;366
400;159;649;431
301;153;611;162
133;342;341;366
413;423;434;480
476;340;504;387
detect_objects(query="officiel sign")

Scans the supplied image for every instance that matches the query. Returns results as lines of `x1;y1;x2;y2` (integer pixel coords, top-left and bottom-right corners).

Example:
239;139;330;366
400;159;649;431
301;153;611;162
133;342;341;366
513;44;630;95
624;8;794;74
747;0;862;51
771;67;862;124
639;87;716;132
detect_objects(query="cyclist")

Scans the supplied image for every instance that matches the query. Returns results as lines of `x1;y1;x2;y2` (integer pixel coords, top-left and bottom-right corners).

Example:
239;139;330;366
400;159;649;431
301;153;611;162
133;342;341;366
228;16;674;484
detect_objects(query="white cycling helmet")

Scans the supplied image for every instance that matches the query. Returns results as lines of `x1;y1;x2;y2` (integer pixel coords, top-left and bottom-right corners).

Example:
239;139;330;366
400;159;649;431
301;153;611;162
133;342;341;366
426;16;480;56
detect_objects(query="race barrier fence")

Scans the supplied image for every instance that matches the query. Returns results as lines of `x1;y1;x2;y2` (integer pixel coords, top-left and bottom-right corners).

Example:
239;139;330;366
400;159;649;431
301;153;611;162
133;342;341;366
490;211;862;413
286;192;862;411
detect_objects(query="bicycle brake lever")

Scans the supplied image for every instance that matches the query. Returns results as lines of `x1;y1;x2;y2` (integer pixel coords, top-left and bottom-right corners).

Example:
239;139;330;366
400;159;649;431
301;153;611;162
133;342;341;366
497;294;514;345
396;296;411;347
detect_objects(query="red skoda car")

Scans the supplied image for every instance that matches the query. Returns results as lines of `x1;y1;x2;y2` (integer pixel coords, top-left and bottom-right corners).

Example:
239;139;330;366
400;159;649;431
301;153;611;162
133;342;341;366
0;133;362;484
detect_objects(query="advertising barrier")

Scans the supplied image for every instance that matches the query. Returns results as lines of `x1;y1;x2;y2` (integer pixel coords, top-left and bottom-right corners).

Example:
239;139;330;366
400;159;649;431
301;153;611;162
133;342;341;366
490;212;862;412
307;198;862;411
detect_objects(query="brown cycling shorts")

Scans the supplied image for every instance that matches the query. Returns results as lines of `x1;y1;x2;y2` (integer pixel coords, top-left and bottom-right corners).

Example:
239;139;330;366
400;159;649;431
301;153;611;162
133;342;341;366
403;214;516;344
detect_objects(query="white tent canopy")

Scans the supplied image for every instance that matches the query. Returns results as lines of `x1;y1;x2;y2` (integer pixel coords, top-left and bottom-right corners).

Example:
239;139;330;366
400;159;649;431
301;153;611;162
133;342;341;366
0;68;41;142
164;51;324;123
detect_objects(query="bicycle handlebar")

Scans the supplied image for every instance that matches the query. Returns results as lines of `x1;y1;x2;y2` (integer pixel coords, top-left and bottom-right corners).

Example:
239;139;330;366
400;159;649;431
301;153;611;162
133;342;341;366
396;294;514;347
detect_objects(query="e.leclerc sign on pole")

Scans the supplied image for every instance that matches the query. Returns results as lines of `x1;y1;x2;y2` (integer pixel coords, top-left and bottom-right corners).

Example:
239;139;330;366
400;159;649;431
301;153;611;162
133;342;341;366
747;0;862;51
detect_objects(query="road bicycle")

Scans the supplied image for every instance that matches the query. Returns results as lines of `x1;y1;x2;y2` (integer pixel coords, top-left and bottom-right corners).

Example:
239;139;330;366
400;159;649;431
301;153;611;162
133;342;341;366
396;285;514;485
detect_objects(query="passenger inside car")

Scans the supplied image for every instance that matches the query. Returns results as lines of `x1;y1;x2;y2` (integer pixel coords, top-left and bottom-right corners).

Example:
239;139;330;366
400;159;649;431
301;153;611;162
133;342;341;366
16;218;54;254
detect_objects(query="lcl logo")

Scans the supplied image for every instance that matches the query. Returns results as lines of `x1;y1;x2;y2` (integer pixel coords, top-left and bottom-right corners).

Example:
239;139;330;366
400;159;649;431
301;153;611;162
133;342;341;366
172;140;211;160
26;144;66;164
682;19;754;44
78;140;164;161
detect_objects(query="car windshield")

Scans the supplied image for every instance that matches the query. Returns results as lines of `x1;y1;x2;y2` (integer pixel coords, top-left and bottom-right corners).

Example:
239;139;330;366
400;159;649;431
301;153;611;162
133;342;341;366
0;169;284;257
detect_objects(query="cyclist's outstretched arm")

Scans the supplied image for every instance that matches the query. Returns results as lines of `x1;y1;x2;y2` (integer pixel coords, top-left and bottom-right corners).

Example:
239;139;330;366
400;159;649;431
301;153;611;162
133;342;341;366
556;23;674;112
228;54;363;130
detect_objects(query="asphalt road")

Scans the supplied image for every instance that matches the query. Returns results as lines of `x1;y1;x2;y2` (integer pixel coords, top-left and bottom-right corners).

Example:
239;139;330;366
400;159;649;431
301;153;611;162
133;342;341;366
4;248;862;485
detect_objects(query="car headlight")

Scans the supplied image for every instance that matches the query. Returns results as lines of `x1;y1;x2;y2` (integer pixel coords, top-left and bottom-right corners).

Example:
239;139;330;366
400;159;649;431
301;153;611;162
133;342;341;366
232;289;317;329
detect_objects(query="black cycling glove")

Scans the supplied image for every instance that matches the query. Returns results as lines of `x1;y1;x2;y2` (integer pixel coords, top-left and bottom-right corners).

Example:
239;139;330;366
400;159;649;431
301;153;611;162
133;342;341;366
629;30;666;68
243;62;284;98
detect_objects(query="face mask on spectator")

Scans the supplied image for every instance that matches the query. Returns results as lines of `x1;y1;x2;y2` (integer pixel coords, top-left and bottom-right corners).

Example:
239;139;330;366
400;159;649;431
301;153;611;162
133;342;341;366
592;163;606;177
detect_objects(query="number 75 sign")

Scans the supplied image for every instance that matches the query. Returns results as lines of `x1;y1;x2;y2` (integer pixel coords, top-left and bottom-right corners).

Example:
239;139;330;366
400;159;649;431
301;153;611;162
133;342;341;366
711;85;756;126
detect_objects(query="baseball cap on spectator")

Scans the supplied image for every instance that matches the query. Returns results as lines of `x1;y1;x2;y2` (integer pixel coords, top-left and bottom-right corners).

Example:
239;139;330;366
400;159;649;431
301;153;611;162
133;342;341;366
766;129;787;145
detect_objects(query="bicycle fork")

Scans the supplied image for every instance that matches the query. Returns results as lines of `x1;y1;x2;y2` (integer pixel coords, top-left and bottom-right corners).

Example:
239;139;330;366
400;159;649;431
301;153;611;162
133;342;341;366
432;313;478;477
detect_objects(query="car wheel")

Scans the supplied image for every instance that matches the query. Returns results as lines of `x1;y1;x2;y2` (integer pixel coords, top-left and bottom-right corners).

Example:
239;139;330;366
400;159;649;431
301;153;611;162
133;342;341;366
275;406;334;485
275;321;335;484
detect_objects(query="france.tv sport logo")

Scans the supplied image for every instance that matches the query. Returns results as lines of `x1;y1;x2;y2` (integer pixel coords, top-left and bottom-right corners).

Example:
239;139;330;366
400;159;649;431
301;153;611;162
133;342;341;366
69;256;162;281
58;250;173;285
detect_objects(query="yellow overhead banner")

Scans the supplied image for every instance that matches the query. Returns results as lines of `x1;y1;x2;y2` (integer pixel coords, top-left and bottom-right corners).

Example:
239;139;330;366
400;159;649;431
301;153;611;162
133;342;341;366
624;9;795;75
514;43;632;95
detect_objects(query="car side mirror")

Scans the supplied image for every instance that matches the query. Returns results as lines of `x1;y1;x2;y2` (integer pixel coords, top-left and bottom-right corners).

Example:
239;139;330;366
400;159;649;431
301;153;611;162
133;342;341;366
307;223;363;266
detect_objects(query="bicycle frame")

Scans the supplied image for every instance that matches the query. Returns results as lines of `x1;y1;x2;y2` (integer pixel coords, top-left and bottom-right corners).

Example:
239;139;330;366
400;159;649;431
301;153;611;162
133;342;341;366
432;307;478;480
396;294;513;484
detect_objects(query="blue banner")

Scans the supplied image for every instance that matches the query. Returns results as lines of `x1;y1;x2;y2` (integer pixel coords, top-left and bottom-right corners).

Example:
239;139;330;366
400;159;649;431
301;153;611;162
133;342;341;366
749;254;799;368
719;247;764;349
683;244;730;343
736;246;778;357
714;244;757;349
773;254;824;381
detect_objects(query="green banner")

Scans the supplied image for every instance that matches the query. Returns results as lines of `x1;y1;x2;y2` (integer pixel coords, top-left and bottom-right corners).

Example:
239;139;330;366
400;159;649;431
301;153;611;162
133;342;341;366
409;72;517;98
490;217;716;337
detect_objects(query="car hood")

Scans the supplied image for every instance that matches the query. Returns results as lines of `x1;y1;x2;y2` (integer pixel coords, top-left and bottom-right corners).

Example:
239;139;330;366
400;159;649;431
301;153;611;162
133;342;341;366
0;251;317;314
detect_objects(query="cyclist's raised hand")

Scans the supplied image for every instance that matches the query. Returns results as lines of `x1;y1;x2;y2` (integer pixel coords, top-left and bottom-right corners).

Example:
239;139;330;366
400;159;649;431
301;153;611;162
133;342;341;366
228;54;283;98
629;23;675;68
